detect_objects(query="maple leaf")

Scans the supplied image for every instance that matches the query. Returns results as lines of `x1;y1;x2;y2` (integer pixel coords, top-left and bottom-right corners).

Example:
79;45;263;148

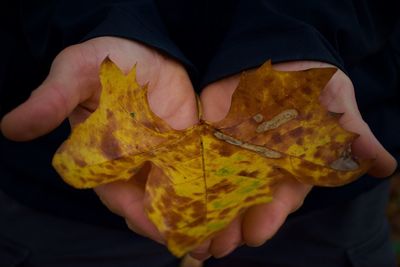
52;58;371;257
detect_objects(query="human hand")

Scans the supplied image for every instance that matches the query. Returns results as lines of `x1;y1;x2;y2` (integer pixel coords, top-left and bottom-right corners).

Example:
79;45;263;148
0;36;198;244
193;60;397;259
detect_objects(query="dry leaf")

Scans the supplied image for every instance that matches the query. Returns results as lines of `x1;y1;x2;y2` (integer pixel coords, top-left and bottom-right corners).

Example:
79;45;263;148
52;58;371;257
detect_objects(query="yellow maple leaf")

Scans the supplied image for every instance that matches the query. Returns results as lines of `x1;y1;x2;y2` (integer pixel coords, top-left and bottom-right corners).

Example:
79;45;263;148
52;58;371;257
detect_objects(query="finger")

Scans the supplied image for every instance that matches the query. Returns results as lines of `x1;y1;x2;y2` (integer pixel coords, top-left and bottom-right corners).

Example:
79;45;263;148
319;70;361;117
94;164;164;244
96;180;163;244
1;46;99;141
200;74;240;122
340;114;397;177
189;239;211;261
210;216;243;258
242;179;311;247
319;70;397;177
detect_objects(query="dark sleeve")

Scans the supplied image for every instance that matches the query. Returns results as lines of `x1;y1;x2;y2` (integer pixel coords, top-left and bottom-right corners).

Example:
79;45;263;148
20;0;193;70
201;0;396;85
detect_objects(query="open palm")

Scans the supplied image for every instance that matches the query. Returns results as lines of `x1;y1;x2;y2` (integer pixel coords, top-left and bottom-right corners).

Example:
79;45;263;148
195;60;397;259
1;36;199;244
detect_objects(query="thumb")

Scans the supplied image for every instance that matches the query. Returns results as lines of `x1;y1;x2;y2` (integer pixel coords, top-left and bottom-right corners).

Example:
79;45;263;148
0;48;99;141
339;113;397;178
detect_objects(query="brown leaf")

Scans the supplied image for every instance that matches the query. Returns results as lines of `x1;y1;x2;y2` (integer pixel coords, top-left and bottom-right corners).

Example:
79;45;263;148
52;58;372;257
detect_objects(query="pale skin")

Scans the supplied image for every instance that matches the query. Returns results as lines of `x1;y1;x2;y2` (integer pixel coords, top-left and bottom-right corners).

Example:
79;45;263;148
1;37;397;260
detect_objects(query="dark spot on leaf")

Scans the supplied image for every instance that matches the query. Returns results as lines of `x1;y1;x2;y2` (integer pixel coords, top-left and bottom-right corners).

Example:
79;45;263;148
190;200;206;219
218;207;233;219
211;142;235;157
289;127;304;138
244;193;267;203
165;210;183;228
161;194;173;208
93;173;116;179
314;150;322;158
141;120;154;130
296;138;304;145
271;133;282;144
207;194;218;202
174;155;183;162
263;77;274;86
207;179;237;195
186;217;205;228
73;158;87;167
302;87;312;95
299;160;318;171
106;109;114;120
100;129;122;160
305;128;314;135
238;170;260;178
167;232;198;248
145;204;155;214
105;164;114;170
59;164;67;171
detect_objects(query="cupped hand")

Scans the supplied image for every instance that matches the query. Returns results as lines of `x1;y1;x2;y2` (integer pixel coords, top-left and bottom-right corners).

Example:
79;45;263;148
194;60;397;259
0;36;199;244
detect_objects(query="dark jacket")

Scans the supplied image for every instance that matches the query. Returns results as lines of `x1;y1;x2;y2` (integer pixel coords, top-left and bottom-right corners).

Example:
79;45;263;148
0;0;399;228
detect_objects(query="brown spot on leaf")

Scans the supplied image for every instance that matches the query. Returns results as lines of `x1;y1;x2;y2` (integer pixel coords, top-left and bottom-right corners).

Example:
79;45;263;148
106;109;114;120
244;193;268;203
161;194;173;208
289;127;304;138
167;232;198;248
73;158;87;167
218;207;233;219
238;170;260;178
207;194;218;202
145;204;155;214
186;217;205;228
93;173;116;179
100;127;122;160
207;179;237;195
190;200;206;219
218;144;235;157
271;133;282;144
314;150;322;158
296;138;304;145
305;128;314;135
302;87;312;95
165;210;183;228
174;155;183;162
299;160;318;171
105;164;114;170
211;141;235;157
263;77;274;86
59;164;67;171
